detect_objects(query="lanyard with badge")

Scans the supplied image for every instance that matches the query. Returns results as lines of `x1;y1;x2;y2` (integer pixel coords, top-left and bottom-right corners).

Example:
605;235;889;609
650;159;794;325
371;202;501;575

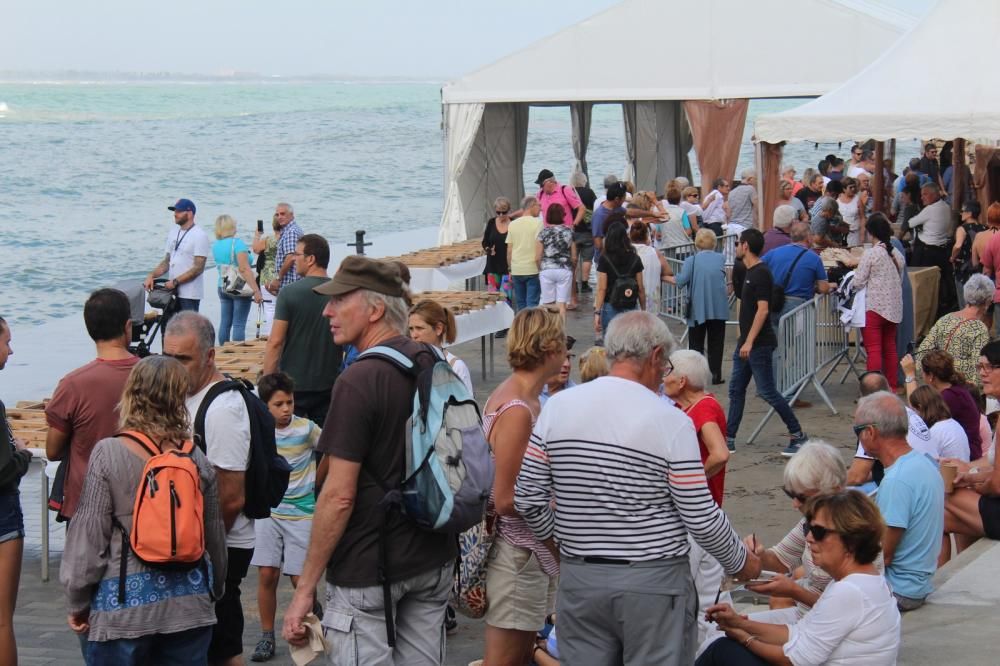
173;228;191;253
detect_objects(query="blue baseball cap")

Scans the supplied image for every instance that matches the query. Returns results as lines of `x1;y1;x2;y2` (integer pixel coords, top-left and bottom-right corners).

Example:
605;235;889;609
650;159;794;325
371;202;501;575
168;198;196;214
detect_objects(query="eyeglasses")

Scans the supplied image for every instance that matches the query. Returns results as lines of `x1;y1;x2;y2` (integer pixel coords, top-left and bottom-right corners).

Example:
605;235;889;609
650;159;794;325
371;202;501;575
977;362;1000;374
782;487;810;503
495;210;510;215
802;521;838;541
663;360;675;376
852;423;875;437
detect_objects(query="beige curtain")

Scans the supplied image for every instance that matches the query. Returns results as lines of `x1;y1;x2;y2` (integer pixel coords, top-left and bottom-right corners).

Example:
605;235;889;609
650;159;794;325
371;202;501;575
683;99;749;193
758;141;785;230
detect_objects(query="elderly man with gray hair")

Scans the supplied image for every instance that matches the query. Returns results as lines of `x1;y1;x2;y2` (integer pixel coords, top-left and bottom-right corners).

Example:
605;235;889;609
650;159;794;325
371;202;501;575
727;168;758;230
283;256;458;664
515;311;760;665
761;205;797;256
909;182;958;315
855;390;944;611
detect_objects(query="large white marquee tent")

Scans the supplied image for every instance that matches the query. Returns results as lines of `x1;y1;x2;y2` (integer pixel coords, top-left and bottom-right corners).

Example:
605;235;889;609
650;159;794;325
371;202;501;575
438;0;921;243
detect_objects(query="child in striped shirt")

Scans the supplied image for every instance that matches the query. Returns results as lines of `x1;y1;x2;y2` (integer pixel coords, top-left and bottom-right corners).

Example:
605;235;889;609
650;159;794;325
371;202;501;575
250;372;324;662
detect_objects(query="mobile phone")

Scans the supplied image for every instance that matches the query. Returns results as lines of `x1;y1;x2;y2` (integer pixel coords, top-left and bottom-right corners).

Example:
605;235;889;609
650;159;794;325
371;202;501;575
257;219;264;233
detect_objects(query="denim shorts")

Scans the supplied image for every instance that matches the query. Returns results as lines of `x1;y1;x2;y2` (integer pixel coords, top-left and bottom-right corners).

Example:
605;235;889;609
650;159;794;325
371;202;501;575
0;493;25;544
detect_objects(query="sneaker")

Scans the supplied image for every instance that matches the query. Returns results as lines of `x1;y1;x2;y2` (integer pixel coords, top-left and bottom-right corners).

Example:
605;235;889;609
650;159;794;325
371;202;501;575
251;638;275;662
726;438;736;453
781;433;808;457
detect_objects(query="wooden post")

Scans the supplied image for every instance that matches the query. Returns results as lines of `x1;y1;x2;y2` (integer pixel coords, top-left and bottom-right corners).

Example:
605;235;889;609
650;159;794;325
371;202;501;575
873;141;885;213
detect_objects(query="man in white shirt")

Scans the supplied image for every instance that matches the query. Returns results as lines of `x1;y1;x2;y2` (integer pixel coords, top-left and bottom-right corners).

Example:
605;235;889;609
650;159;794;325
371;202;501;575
164;313;253;666
144;198;211;314
908;183;957;315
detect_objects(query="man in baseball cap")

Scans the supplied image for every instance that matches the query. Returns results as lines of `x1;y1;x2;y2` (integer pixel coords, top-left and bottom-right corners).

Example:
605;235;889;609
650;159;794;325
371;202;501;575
144;197;210;322
285;255;457;661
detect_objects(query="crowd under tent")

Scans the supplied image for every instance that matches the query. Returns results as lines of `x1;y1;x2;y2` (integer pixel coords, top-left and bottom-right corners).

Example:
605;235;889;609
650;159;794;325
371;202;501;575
438;0;921;243
754;0;1000;227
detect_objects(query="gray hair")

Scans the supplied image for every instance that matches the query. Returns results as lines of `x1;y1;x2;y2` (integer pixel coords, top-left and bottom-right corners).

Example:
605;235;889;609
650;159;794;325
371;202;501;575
164;312;216;359
569;171;588;188
361;289;410;334
789;221;810;243
740;167;756;181
856;391;908;439
521;195;538;209
669;349;710;390
820;198;839;214
605;311;676;364
673;176;690;188
920;182;941;197
964;273;995;307
802;167;817;184
276;201;294;215
783;439;847;494
781;164;796;175
603;174;620;189
493;196;511;211
773;205;797;229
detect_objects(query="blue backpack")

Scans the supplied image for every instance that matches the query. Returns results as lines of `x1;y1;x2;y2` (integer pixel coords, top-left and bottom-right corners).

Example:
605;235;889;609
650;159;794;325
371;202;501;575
358;343;494;646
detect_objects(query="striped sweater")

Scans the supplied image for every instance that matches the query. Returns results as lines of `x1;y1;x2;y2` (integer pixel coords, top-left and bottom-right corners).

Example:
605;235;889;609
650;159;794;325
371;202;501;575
514;376;747;573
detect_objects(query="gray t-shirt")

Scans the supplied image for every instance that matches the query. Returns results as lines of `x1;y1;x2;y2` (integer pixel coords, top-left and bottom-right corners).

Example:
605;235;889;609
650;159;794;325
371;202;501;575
728;184;756;227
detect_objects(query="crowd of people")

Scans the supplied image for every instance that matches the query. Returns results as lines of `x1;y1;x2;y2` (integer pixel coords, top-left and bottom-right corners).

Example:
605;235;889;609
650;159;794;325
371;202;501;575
1;143;999;666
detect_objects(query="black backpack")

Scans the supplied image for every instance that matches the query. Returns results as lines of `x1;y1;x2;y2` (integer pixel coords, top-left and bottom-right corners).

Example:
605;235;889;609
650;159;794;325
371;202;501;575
607;255;640;310
194;378;291;519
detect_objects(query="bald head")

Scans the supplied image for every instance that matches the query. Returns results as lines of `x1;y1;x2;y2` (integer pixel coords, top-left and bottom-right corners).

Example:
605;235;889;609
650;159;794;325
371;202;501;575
859;371;890;397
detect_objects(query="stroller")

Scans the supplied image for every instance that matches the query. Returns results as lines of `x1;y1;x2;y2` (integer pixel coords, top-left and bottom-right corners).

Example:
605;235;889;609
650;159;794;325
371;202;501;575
113;278;177;357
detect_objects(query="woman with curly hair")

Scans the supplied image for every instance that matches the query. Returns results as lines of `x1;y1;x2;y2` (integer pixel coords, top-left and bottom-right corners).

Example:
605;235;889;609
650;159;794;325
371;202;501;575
61;355;227;665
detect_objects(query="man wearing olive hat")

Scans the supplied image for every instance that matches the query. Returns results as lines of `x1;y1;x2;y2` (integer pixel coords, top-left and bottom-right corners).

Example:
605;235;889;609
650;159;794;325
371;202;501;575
283;256;456;664
144;197;211;313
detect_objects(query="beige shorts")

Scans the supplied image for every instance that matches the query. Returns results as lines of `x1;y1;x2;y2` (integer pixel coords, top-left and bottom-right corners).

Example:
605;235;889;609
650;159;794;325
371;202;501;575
484;537;557;632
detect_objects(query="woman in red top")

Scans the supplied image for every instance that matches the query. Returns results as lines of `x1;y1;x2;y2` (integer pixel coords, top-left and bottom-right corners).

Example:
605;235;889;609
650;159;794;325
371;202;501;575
663;349;729;504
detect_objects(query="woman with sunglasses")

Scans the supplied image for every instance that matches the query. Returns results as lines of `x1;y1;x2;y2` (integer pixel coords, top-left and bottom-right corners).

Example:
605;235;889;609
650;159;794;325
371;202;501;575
942;340;1000;561
837;176;867;246
483;197;514;323
698;490;900;665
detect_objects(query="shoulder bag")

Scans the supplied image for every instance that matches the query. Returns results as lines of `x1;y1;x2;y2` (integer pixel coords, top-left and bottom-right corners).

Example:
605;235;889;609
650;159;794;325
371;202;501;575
221;239;256;298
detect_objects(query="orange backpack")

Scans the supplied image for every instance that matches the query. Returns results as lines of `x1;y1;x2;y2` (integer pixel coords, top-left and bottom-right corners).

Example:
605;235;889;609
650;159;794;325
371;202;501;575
114;431;206;602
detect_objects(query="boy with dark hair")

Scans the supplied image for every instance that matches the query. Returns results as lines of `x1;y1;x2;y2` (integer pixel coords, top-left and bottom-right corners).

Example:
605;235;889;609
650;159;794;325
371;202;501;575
726;230;807;456
250;372;324;662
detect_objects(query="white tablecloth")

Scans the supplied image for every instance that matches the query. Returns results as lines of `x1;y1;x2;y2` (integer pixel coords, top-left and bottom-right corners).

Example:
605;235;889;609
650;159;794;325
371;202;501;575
450;302;514;346
409;256;487;293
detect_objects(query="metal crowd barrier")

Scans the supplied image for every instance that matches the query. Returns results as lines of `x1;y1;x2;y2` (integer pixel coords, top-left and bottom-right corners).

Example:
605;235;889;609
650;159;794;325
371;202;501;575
659;234;741;337
659;257;690;342
745;292;850;445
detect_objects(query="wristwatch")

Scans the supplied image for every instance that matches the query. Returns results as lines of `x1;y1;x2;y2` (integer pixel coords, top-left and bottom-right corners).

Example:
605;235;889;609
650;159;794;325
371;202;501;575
904;376;916;384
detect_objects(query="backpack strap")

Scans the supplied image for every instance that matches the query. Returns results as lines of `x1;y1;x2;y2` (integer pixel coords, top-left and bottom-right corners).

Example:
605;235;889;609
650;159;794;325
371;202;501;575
193;379;246;452
117;430;161;458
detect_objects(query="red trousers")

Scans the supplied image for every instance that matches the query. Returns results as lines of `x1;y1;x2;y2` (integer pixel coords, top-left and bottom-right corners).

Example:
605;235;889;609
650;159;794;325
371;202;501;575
863;310;899;390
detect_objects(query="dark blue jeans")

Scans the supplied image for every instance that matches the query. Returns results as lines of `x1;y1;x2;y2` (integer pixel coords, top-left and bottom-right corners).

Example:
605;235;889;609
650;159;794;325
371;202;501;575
601;302;634;334
512;274;541;311
217;289;252;344
86;625;212;665
726;345;802;440
176;298;200;312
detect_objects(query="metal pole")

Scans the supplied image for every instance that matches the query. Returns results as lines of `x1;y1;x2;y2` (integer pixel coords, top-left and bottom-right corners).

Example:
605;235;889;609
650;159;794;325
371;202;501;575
348;230;372;256
873;141;886;214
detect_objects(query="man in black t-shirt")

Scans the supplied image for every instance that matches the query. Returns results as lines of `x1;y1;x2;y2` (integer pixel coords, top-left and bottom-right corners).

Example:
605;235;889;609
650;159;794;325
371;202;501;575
795;172;825;212
726;229;807;456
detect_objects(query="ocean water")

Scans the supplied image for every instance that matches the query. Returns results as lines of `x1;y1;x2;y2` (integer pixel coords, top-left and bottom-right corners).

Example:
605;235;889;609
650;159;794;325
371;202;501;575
0;80;923;400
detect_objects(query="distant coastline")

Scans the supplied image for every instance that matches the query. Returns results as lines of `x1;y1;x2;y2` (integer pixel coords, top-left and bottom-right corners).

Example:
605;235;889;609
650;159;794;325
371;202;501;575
0;70;446;85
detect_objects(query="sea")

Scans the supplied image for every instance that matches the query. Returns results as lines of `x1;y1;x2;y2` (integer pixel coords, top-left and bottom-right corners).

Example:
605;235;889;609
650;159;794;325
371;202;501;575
0;78;923;401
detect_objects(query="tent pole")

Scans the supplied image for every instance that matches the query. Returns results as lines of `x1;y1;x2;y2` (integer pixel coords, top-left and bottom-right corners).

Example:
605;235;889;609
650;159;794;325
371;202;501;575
873;141;885;214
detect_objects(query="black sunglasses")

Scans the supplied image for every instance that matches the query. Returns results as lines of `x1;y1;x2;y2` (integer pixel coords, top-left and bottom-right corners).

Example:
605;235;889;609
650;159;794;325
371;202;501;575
782;487;809;503
802;521;838;541
852;423;875;437
495;209;510;215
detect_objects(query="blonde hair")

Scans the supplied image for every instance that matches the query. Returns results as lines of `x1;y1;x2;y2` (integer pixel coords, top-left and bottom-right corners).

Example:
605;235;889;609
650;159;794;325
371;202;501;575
682;186;700;200
214;214;237;240
118;355;191;444
579;346;609;383
694;228;718;250
506;307;565;371
409;299;458;345
631;192;652;210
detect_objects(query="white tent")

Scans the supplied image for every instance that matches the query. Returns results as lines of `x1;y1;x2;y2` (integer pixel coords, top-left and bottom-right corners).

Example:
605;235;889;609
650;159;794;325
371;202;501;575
755;0;1000;143
438;0;920;243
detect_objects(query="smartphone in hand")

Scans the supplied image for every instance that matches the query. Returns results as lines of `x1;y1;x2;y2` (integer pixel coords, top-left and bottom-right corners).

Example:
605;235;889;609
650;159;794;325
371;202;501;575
257;219;264;233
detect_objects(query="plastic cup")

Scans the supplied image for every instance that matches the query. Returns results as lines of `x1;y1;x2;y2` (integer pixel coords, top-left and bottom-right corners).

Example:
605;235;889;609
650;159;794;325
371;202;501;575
940;462;958;494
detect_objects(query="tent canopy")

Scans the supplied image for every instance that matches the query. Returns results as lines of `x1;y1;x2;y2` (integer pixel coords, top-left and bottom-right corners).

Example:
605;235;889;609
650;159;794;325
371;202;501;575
755;0;1000;143
442;0;918;105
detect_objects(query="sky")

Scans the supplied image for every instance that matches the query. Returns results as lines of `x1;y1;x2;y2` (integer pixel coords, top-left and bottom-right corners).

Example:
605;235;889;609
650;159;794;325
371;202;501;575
2;0;934;80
